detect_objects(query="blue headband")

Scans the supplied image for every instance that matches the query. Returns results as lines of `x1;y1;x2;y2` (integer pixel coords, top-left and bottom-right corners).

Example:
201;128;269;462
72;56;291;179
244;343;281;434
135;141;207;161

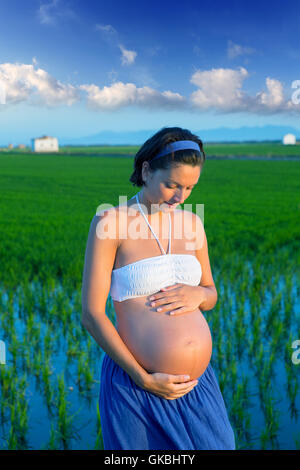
152;140;201;161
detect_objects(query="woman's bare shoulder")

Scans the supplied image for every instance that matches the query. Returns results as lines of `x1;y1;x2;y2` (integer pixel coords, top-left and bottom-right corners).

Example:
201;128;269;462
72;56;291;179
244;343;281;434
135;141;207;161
92;205;122;245
174;208;202;226
173;208;204;249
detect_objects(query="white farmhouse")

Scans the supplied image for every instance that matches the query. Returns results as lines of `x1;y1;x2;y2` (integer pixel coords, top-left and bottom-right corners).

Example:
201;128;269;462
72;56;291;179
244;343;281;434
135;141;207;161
283;133;296;145
31;136;59;152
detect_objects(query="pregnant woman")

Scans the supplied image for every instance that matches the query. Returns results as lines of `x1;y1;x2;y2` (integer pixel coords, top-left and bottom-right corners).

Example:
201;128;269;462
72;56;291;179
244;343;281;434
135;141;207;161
81;126;236;450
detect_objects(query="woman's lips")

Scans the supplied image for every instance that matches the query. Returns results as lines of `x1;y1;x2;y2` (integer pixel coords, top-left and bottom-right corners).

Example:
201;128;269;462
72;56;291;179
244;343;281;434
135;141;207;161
164;201;178;207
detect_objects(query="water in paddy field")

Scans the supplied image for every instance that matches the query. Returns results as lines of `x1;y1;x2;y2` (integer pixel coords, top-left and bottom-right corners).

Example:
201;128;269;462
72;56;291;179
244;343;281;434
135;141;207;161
0;282;104;450
211;264;300;450
0;256;299;450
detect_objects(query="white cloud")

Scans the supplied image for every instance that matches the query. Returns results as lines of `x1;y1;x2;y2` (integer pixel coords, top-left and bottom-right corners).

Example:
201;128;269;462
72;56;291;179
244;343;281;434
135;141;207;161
255;77;285;107
119;45;137;66
190;67;249;111
0;63;80;106
96;23;118;36
253;77;296;113
79;81;185;111
38;0;77;26
96;23;138;67
38;0;58;25
189;66;297;114
227;40;256;59
0;62;299;115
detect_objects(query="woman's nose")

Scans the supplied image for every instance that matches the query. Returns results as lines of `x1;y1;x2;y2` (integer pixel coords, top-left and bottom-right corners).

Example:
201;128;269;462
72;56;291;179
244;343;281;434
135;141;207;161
174;190;186;203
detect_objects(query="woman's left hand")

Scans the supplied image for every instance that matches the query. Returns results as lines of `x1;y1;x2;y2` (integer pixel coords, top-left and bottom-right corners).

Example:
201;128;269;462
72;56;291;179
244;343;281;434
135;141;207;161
148;283;207;315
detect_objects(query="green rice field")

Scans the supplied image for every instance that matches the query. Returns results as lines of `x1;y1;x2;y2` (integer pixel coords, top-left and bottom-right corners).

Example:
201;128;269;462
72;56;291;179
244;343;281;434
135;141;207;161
0;145;299;449
4;141;300;158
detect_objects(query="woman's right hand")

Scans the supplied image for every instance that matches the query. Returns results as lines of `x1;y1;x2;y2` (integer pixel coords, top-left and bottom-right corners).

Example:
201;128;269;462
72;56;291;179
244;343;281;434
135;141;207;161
140;372;199;400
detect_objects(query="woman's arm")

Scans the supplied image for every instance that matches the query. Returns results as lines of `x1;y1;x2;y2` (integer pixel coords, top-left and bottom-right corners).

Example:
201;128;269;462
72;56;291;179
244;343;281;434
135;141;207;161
82;310;149;387
198;285;218;311
81;212;149;388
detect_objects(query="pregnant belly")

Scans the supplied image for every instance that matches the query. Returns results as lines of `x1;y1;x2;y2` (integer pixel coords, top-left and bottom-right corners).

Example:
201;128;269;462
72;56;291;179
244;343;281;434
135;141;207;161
116;306;213;381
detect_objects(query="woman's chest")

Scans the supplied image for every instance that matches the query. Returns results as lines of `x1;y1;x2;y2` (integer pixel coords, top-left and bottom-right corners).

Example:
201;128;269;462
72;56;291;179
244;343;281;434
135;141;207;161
113;210;197;270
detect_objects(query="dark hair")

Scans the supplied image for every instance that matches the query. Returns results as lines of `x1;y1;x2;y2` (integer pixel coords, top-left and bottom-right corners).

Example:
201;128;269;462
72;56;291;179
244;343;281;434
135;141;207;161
129;126;206;187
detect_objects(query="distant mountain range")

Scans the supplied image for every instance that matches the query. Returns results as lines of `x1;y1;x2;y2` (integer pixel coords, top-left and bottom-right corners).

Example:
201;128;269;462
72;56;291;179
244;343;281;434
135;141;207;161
58;125;300;146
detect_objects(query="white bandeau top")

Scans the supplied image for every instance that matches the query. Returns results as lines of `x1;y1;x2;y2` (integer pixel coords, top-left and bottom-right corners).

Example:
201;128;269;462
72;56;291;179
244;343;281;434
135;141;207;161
109;193;202;302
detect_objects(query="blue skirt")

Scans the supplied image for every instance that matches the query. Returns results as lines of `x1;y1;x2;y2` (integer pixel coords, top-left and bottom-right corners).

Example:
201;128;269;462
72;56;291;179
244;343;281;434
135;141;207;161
99;353;236;450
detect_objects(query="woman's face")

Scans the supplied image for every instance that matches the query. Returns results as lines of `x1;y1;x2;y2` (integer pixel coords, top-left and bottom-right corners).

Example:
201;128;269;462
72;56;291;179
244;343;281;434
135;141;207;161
141;163;201;213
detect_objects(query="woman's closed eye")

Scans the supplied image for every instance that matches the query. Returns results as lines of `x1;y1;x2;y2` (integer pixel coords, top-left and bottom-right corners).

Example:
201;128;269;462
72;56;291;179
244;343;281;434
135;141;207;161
166;184;194;190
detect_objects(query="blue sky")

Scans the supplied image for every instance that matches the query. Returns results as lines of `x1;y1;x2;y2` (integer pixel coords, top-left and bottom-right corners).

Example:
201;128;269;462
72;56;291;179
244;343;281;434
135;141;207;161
0;0;300;144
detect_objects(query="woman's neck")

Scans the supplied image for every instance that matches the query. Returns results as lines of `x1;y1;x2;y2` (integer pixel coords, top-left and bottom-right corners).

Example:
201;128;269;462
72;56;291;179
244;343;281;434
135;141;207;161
136;191;163;218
